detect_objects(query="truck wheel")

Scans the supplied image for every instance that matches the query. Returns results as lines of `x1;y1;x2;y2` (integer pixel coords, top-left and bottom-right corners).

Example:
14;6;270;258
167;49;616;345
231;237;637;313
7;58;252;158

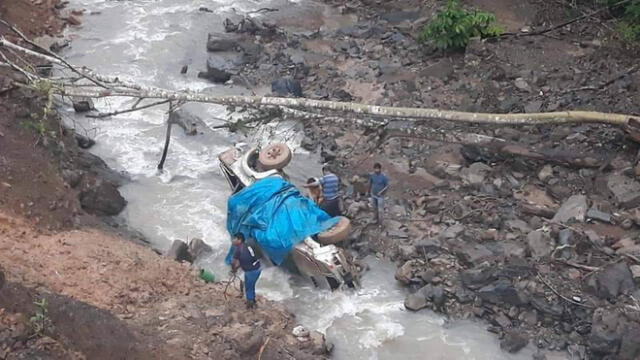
258;143;292;170
317;216;351;245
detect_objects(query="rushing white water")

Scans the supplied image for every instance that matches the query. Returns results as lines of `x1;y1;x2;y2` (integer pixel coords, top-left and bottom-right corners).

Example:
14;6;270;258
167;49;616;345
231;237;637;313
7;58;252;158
61;0;534;358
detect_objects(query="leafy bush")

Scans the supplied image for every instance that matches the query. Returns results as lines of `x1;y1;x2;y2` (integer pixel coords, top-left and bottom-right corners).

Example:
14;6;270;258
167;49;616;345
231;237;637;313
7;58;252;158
418;0;502;50
599;0;640;42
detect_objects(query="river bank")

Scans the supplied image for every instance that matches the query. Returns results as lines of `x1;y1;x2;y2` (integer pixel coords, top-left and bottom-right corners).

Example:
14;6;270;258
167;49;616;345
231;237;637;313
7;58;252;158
0;2;328;359
195;0;640;358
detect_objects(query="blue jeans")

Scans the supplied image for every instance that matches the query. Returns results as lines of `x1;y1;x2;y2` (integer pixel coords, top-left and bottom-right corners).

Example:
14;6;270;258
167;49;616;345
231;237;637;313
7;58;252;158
371;195;384;223
244;268;262;301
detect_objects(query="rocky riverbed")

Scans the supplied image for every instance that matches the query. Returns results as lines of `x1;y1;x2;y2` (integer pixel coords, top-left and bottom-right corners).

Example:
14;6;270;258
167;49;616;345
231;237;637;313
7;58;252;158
3;0;640;358
187;0;640;358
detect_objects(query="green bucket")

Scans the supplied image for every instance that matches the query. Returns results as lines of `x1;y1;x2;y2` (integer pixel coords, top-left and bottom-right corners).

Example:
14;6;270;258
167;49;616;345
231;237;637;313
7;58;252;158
199;269;216;283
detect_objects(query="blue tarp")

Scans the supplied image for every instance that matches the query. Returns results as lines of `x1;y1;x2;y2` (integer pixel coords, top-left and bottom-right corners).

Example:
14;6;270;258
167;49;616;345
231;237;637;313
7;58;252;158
225;177;339;265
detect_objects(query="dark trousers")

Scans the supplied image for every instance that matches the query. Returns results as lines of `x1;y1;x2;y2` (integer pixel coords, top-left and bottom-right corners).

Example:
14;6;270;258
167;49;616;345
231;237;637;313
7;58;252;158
320;197;341;217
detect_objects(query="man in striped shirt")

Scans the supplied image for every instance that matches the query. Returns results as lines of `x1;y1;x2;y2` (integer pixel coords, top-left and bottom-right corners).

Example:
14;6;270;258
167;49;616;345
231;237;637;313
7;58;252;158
304;165;341;217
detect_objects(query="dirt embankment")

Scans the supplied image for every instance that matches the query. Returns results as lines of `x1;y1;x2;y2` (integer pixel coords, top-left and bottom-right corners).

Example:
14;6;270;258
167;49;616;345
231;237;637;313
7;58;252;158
198;0;640;358
0;2;328;359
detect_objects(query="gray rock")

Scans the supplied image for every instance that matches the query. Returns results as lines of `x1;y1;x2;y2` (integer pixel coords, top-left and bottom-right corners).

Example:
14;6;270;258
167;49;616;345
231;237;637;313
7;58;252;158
420;59;454;80
461;265;495;289
619;320;640;360
454;243;494;266
538;165;553;182
527;230;553;259
206;33;240;52
72;97;95;112
505;219;531;233
199;56;234;83
271;76;303;97
168;108;207;135
478;279;525;306
606;174;640;209
524;100;543;113
395;259;422;285
75;133;95;149
460;162;492;185
309;330;330;355
586;208;612;223
166;240;192;263
188;238;213;261
414;238;442;254
514;78;532;92
530;296;563;317
499;240;526;258
589;308;623;357
584;262;635;300
454;286;474;304
404;292;428;311
551;195;587;223
79;179;126;216
500;331;529;353
440;224;464;239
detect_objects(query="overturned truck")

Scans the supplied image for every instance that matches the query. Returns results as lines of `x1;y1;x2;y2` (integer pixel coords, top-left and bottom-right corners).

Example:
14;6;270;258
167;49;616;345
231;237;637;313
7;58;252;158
220;143;359;290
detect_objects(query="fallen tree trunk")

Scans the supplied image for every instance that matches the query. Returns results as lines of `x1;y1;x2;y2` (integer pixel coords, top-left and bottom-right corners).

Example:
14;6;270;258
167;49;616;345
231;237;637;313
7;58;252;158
2;36;639;129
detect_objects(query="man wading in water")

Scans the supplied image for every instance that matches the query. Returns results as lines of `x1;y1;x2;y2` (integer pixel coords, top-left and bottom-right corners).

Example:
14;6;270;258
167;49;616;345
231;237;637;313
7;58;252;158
231;234;261;309
305;165;341;217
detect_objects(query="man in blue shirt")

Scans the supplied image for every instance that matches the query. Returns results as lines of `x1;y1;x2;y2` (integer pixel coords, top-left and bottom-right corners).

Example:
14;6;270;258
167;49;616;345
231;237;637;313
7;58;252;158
231;234;261;309
304;165;341;217
368;163;389;224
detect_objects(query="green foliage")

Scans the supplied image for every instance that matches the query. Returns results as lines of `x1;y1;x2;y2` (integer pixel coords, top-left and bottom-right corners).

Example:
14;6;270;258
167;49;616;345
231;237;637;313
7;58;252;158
599;0;640;42
418;0;502;50
20;119;47;137
29;298;53;337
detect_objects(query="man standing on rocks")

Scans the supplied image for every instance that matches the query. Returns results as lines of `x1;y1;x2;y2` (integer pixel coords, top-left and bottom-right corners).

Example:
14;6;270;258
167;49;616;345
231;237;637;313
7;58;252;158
231;234;261;309
368;163;389;224
305;165;341;217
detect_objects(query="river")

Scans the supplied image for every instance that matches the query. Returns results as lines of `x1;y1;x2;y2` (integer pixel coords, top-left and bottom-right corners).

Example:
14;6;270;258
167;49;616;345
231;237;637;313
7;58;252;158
61;0;534;358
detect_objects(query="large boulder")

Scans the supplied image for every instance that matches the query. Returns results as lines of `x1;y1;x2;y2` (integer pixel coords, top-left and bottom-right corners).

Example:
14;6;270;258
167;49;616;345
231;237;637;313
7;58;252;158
72;97;95;112
453;242;494;266
188;238;213;261
395;259;423;285
168;108;207;135
206;33;241;52
460;265;496;290
166;240;192;263
584;262;635;300
198;56;234;83
589;308;624;357
79;180;126;216
404;292;428;311
271;77;303;97
460;162;492;186
478;279;525;306
607;174;640;209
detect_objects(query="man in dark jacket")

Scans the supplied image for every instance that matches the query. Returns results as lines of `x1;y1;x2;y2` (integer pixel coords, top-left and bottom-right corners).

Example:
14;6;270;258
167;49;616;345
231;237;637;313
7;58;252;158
231;234;262;309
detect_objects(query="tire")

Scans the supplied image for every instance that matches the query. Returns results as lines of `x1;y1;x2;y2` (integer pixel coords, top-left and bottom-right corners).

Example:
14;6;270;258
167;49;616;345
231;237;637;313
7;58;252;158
317;216;351;245
258;143;292;170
